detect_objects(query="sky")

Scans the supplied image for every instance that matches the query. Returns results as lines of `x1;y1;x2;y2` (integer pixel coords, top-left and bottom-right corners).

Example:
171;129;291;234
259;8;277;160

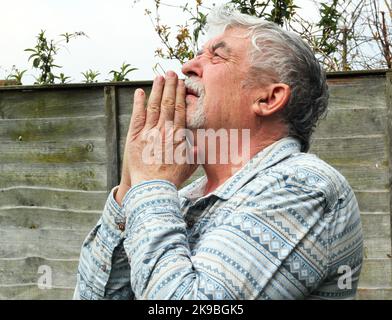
0;0;318;84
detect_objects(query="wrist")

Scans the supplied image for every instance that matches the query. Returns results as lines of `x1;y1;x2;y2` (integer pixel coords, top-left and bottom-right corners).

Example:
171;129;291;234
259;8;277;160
115;182;131;206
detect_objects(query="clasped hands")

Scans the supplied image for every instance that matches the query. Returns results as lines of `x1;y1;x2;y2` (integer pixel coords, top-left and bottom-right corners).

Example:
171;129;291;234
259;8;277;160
115;71;199;205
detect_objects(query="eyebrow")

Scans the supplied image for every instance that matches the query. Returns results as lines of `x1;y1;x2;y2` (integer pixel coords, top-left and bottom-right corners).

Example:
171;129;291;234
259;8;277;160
212;41;231;53
196;41;231;56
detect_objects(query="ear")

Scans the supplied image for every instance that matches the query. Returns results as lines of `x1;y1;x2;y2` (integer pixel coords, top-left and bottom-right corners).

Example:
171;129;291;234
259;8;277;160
252;83;291;117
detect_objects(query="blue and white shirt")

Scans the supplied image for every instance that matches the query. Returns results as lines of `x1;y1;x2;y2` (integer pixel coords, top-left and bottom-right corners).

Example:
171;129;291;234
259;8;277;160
74;137;363;299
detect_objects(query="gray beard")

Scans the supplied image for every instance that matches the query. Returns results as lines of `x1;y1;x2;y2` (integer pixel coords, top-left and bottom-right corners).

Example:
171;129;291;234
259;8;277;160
186;94;206;129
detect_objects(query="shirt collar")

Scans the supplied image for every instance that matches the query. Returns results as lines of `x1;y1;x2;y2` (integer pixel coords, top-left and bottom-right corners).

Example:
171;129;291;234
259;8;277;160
180;137;302;201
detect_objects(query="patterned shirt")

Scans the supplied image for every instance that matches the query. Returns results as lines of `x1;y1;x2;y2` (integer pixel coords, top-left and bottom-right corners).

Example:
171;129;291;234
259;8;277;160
74;137;363;300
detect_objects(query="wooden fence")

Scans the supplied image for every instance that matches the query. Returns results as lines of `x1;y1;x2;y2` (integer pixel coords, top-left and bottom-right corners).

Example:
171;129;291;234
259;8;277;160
0;70;391;299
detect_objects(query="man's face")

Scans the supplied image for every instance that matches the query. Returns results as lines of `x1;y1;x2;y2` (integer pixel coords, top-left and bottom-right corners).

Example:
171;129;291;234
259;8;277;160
182;27;255;130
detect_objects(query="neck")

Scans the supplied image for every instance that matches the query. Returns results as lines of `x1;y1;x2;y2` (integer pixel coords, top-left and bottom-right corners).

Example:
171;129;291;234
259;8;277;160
200;130;285;195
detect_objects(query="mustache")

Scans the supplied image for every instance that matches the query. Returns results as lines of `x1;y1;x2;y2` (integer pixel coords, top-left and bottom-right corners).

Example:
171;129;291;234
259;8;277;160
184;77;205;97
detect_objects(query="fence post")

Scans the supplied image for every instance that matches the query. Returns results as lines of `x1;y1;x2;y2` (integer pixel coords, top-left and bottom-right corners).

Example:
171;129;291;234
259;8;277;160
385;71;392;256
104;86;120;193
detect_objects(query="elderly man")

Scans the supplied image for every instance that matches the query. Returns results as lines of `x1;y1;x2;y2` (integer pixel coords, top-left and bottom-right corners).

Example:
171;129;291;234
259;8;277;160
74;7;363;300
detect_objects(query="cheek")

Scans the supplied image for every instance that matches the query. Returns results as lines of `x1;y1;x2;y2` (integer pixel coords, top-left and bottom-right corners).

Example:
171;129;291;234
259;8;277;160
202;66;246;122
205;70;239;103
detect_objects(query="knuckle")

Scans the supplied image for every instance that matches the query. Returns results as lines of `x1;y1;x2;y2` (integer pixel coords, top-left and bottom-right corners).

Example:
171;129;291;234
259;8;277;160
133;115;145;122
175;103;185;112
148;103;160;112
162;97;175;107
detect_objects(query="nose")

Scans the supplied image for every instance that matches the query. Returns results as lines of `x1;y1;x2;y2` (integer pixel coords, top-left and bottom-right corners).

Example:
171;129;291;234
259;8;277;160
181;55;203;78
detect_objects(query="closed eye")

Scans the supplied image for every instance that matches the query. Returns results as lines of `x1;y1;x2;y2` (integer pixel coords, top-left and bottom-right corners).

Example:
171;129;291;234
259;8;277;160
211;50;225;60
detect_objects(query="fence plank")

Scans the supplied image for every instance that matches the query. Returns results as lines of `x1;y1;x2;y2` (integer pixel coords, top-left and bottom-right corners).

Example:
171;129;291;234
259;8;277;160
0;207;100;230
359;258;392;288
314;107;387;138
332;164;389;191
361;213;391;239
0;88;104;119
0;228;88;259
0;115;106;143
0;257;78;287
327;76;386;109
0;140;106;164
354;191;390;213
0;163;107;191
363;238;392;259
0;187;106;211
385;71;392;264
357;288;392;300
104;86;120;193
310;136;387;166
0;286;73;300
361;213;392;259
117;86;151;116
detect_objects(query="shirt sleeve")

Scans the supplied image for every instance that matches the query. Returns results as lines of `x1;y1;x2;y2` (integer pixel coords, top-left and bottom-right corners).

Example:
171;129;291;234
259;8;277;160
308;187;363;300
74;186;134;300
121;179;332;299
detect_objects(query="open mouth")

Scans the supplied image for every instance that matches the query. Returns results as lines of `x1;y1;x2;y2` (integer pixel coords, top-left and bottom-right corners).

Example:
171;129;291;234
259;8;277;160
186;87;200;98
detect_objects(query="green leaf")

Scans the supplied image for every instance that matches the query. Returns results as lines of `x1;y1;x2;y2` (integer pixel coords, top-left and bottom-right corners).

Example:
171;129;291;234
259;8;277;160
28;53;39;61
33;58;40;68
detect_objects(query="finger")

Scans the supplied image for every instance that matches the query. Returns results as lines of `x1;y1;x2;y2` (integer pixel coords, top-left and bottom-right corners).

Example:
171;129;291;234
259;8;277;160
129;88;146;135
174;79;186;128
145;75;164;128
158;71;177;125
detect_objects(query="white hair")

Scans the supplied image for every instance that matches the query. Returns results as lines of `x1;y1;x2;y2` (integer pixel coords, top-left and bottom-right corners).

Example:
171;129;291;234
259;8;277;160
184;77;206;129
206;5;329;152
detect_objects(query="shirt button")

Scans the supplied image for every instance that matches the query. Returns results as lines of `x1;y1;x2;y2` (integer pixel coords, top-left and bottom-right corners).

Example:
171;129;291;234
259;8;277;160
118;222;125;231
100;264;107;272
187;221;194;228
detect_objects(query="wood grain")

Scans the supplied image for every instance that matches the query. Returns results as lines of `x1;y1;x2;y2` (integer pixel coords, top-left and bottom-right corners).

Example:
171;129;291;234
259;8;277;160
0;115;106;143
0;228;89;259
327;76;386;109
0;74;391;299
359;258;392;288
0;257;78;287
313;107;387;138
0;206;100;230
0;140;106;164
0;88;104;119
104;86;120;192
354;190;390;213
357;288;392;300
0;285;74;300
0;187;107;211
0;163;107;190
310;136;388;166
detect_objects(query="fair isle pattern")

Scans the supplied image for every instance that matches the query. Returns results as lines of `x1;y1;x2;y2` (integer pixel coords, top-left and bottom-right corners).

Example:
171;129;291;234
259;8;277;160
74;137;363;300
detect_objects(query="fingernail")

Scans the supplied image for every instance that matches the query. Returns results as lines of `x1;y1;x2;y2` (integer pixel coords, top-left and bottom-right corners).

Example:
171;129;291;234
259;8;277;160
166;71;175;78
